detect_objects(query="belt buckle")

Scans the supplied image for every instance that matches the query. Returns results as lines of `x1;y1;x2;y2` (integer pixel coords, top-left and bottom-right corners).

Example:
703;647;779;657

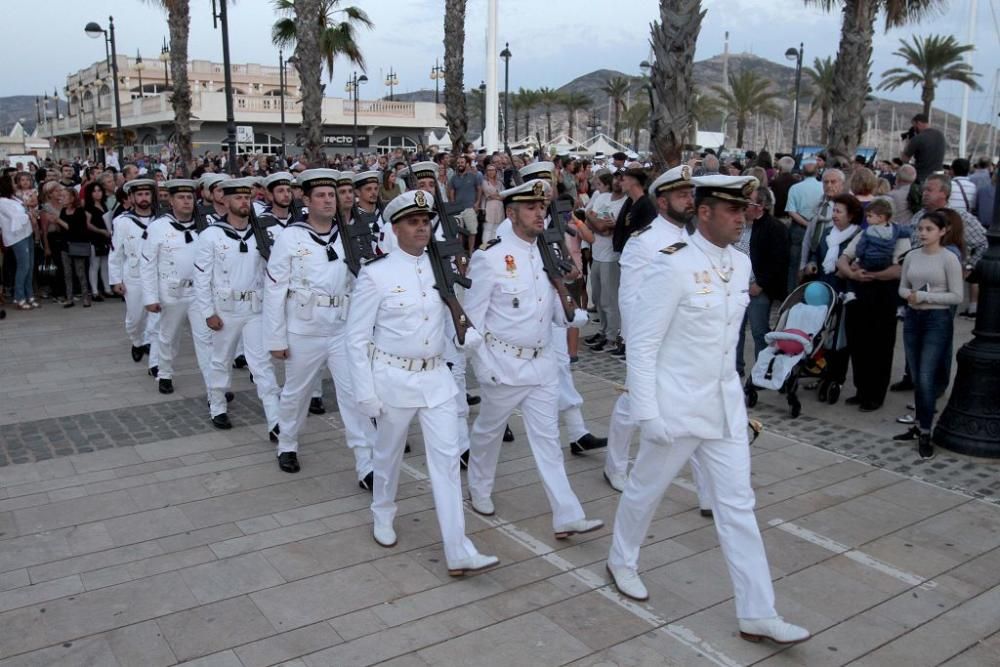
421;358;429;371
531;347;539;359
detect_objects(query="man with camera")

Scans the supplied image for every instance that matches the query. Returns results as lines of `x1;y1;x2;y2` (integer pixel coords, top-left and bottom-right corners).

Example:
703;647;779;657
901;113;945;183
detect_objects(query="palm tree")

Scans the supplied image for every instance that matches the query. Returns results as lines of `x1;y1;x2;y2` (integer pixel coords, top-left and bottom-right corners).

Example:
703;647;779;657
601;76;630;143
623;102;650;150
537;87;561;142
560;92;591;139
443;0;467;154
649;0;705;166
271;0;373;83
878;34;980;121
286;0;324;164
803;56;835;145
711;69;781;148
517;87;540;138
509;92;523;142
150;0;193;174
805;0;944;158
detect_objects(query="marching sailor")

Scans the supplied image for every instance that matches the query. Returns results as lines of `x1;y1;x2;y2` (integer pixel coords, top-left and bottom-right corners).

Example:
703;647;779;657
464;179;603;539
140;179;213;395
606;174;810;646
603;166;713;517
196;173;227;227
109;178;160;373
353;170;390;253
193;177;279;432
346;189;500;576
263;169;376;480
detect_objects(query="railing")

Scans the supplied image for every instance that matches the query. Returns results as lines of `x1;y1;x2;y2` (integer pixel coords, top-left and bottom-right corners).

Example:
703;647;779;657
343;100;416;117
233;95;296;113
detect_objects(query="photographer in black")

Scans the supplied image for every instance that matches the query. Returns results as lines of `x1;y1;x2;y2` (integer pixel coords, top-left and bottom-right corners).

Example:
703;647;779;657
900;113;945;183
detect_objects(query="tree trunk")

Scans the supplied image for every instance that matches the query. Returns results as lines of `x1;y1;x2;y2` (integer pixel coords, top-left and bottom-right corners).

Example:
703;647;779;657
921;81;934;120
294;0;324;166
736;117;745;148
443;0;468;155
821;105;830;145
612;104;620;143
165;0;192;175
546;111;552;142
650;0;706;167
826;0;876;158
568;112;574;140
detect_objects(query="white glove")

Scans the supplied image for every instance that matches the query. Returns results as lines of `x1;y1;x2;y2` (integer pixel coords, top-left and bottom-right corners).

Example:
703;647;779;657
569;308;589;329
457;328;484;352
358;398;383;419
639;417;673;447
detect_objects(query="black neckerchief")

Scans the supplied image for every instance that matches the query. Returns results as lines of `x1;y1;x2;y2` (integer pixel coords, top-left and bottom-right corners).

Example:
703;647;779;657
289;221;340;261
214;218;255;253
122;211;152;239
160;213;197;243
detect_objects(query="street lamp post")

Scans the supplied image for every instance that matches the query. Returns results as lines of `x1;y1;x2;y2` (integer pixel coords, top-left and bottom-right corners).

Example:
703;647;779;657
479;81;486;142
500;43;512;152
279;49;287;162
52;88;60;120
136;50;144;99
211;0;238;175
785;43;804;158
347;71;368;157
85;16;125;157
384;68;398;102
430;60;444;105
160;37;170;90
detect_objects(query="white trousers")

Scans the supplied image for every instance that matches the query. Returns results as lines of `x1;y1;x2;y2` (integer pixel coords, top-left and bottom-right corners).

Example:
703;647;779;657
206;312;279;427
606;392;713;509
469;380;585;530
276;331;374;479
156;298;212;385
551;325;589;441
372;401;478;565
444;338;471;455
88;248;109;295
608;433;777;620
123;278;159;368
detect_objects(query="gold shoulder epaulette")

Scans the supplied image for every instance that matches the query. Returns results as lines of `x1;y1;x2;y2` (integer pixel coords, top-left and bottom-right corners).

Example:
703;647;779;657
659;242;687;255
631;225;651;237
480;238;502;251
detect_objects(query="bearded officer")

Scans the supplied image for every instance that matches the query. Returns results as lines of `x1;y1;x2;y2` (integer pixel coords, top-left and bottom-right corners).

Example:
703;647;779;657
264;169;376;480
140;179;213;395
109;178;160;373
346;189;499;576
603;165;713;519
464;179;603;539
193;177;279;432
605;175;810;646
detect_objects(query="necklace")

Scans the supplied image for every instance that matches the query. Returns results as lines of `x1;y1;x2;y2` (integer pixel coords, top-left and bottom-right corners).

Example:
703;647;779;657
694;238;733;283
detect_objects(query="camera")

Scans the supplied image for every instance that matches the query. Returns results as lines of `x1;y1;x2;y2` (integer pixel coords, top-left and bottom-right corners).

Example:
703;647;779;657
900;126;918;141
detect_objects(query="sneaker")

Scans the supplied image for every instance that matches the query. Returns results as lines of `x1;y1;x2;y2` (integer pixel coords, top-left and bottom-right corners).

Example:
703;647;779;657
918;433;935;460
896;413;915;425
28;298;40;309
842;292;857;305
587;337;608;352
584;332;603;345
892;426;920;441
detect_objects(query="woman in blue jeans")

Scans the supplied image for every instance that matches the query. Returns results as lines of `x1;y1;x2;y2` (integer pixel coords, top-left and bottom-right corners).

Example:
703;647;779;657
0;174;37;310
893;211;964;459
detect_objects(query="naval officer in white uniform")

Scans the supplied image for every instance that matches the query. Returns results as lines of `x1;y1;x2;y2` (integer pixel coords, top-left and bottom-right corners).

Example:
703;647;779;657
606;175;810;646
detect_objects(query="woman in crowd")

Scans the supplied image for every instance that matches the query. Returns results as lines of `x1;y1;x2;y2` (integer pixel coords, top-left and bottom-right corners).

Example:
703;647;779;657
480;163;504;243
55;186;92;308
83;182;112;301
39;182;66;302
893;210;964;459
849;167;878;207
379;167;400;204
0;173;38;310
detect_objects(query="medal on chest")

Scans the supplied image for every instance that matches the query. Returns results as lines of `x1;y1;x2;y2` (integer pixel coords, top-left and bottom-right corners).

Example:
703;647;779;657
512;297;519;309
694;270;713;294
504;254;517;278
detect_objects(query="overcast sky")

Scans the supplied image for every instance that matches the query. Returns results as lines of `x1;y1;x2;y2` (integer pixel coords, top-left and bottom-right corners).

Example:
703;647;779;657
6;0;998;124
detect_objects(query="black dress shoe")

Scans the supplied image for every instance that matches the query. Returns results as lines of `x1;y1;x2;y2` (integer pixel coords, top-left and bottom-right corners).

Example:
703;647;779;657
584;332;603;345
158;378;174;395
211;413;232;430
503;425;515;442
277;451;300;473
859;401;882;412
460;449;470;469
131;345;144;362
269;424;280;443
609;345;626;358
588;339;608;352
225;391;234;402
141;343;151;357
845;395;862;406
232;354;248;369
309;397;326;415
890;378;914;392
893;426;920;441
466;393;481;406
359;471;374;491
569;433;609;455
148;366;158;378
700;508;714;518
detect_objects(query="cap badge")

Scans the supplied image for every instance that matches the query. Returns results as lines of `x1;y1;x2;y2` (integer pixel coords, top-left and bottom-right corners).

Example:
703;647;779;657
532;181;544;197
414;190;427;208
681;165;692;180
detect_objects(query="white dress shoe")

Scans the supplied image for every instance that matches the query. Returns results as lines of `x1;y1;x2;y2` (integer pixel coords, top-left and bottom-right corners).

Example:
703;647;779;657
447;553;500;577
470;494;495;516
606;562;649;601
738;617;811;644
603;469;626;492
373;522;397;548
554;518;604;539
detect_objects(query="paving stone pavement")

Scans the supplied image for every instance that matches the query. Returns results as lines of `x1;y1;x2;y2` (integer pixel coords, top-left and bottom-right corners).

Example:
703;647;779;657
0;300;999;666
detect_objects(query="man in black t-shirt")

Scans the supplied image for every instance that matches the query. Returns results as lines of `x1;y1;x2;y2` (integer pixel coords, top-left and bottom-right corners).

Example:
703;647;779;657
612;167;656;253
902;113;945;183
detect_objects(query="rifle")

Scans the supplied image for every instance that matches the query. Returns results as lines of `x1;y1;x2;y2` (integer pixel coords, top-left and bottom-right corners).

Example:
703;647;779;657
247;202;272;261
336;198;377;278
399;152;474;344
531;134;578;321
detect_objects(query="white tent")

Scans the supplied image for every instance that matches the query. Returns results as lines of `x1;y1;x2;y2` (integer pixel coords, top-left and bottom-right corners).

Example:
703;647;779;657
695;131;727;150
582;133;637;160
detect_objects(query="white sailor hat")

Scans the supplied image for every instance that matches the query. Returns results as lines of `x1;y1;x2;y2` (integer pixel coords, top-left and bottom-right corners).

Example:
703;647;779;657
335;171;354;187
198;173;227;191
400;161;437;181
383;189;435;224
219;177;257;196
352;170;381;188
692;174;758;206
518;161;555;182
263;172;294;190
164;179;198;195
499;179;551;205
123;178;157;194
296;169;339;192
647;164;694;198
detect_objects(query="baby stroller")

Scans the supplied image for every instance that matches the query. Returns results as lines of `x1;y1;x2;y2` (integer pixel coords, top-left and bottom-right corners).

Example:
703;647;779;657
745;282;841;418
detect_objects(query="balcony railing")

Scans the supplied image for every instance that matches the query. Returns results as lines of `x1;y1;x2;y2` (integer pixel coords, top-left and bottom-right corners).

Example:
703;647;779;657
343;100;416;118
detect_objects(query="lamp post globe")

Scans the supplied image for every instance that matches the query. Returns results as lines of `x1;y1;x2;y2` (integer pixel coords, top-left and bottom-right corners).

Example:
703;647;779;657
84;22;103;38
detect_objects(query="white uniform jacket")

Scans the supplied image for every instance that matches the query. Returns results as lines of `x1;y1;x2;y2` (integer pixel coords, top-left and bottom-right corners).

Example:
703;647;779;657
140;214;201;306
346;250;458;409
193;219;266;320
109;212;154;285
626;232;751;440
618;215;687;338
262;221;353;351
463;232;571;387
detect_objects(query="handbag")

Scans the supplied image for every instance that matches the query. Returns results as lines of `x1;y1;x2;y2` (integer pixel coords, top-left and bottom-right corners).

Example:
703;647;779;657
67;242;92;258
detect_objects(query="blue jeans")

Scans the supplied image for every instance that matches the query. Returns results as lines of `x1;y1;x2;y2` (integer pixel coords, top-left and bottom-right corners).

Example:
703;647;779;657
737;293;772;376
903;308;954;431
11;236;34;302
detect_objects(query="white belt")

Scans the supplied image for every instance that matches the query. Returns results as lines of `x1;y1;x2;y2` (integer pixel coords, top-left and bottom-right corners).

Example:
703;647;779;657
289;290;346;307
175;278;194;288
228;289;258;302
485;332;542;360
372;348;443;372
